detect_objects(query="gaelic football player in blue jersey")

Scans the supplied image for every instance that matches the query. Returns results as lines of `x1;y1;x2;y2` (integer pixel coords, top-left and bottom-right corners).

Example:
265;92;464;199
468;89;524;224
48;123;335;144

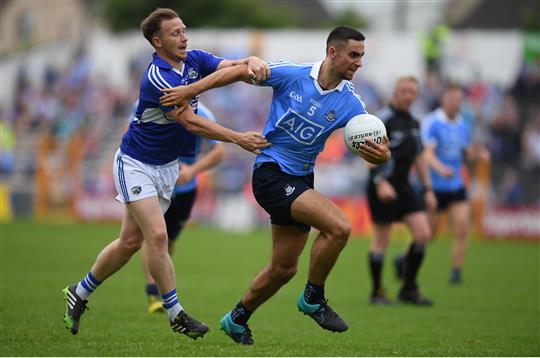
62;8;270;339
422;84;489;284
161;26;391;345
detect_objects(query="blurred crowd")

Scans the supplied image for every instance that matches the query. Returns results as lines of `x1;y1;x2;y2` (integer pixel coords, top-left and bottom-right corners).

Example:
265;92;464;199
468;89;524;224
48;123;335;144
1;46;539;214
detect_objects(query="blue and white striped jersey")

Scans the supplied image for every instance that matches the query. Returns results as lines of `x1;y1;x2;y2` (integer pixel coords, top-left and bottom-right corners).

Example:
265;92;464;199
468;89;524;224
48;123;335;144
422;108;472;192
120;50;223;165
255;61;367;175
174;102;219;194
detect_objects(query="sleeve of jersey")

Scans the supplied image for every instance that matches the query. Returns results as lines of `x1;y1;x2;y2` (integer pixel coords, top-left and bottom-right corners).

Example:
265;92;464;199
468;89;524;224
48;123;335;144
192;49;224;77
424;120;438;147
337;92;367;128
260;61;299;91
144;65;182;113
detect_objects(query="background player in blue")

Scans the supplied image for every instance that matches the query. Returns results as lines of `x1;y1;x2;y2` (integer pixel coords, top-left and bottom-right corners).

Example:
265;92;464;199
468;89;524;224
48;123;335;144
143;103;226;313
161;26;391;345
62;8;270;339
422;84;490;284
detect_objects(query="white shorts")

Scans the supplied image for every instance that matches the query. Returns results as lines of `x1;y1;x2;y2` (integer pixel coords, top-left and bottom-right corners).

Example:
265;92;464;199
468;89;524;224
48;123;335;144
113;149;179;213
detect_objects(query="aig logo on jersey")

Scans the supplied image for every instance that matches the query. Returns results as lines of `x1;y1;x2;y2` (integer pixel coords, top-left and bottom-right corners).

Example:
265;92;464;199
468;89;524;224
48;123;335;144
277;109;324;145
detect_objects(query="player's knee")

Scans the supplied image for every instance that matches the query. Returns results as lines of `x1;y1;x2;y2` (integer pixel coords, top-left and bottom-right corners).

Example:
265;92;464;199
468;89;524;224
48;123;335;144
119;237;143;255
414;228;432;245
456;228;469;242
146;229;169;251
269;264;298;284
330;219;351;244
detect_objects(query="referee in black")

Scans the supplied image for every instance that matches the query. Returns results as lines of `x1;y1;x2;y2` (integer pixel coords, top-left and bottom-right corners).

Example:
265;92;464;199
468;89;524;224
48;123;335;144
366;76;437;305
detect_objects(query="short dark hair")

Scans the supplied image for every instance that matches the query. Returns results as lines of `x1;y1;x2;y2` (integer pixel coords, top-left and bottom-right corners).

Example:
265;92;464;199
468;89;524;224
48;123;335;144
140;8;179;46
442;83;463;94
326;26;365;53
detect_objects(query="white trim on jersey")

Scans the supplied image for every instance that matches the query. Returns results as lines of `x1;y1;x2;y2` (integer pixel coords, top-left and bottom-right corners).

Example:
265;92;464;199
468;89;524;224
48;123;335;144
147;66;164;91
153;65;173;88
352;93;367;109
147;65;173;91
268;61;308;69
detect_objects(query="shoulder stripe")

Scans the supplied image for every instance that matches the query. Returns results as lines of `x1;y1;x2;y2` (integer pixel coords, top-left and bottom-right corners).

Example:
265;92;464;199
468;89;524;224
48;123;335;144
352;93;366;108
149;65;172;89
146;65;165;91
153;66;173;88
147;66;164;90
268;62;307;69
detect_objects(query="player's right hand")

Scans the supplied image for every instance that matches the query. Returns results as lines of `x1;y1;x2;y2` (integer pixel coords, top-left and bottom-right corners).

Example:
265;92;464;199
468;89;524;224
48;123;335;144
376;180;397;202
160;85;195;107
235;132;271;155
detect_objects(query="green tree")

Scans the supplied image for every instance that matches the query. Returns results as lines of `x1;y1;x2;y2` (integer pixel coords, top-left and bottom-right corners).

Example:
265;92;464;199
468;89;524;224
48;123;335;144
102;0;301;31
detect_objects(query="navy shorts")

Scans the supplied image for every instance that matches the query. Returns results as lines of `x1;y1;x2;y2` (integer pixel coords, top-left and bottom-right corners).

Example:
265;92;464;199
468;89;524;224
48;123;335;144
435;187;467;211
367;180;426;224
164;189;197;241
252;162;314;232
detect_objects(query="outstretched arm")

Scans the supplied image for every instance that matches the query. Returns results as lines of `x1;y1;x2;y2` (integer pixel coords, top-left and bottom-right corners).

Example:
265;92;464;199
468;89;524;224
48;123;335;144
160;65;255;107
171;106;270;155
217;56;271;83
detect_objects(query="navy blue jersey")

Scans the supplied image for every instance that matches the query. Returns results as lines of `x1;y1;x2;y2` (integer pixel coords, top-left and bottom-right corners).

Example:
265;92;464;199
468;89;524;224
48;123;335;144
255;61;367;175
120;50;223;165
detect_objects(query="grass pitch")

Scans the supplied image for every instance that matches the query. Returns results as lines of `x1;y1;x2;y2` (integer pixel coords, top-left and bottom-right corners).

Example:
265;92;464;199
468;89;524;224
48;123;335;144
1;219;539;356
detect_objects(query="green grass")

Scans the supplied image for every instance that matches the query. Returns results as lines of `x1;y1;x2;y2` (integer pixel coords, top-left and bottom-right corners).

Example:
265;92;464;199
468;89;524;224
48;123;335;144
1;219;539;356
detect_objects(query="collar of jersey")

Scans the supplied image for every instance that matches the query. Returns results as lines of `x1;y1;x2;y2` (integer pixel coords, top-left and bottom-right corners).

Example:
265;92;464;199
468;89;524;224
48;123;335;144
310;61;346;94
435;107;463;125
152;52;185;75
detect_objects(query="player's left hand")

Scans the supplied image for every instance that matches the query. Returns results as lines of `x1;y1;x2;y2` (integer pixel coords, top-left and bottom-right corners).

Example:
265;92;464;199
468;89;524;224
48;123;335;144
160;85;195;107
359;136;391;165
177;162;195;185
247;56;271;83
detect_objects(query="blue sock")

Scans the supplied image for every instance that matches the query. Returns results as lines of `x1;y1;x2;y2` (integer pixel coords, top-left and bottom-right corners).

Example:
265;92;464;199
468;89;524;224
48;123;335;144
304;281;325;304
76;271;101;300
146;283;160;296
161;289;184;321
